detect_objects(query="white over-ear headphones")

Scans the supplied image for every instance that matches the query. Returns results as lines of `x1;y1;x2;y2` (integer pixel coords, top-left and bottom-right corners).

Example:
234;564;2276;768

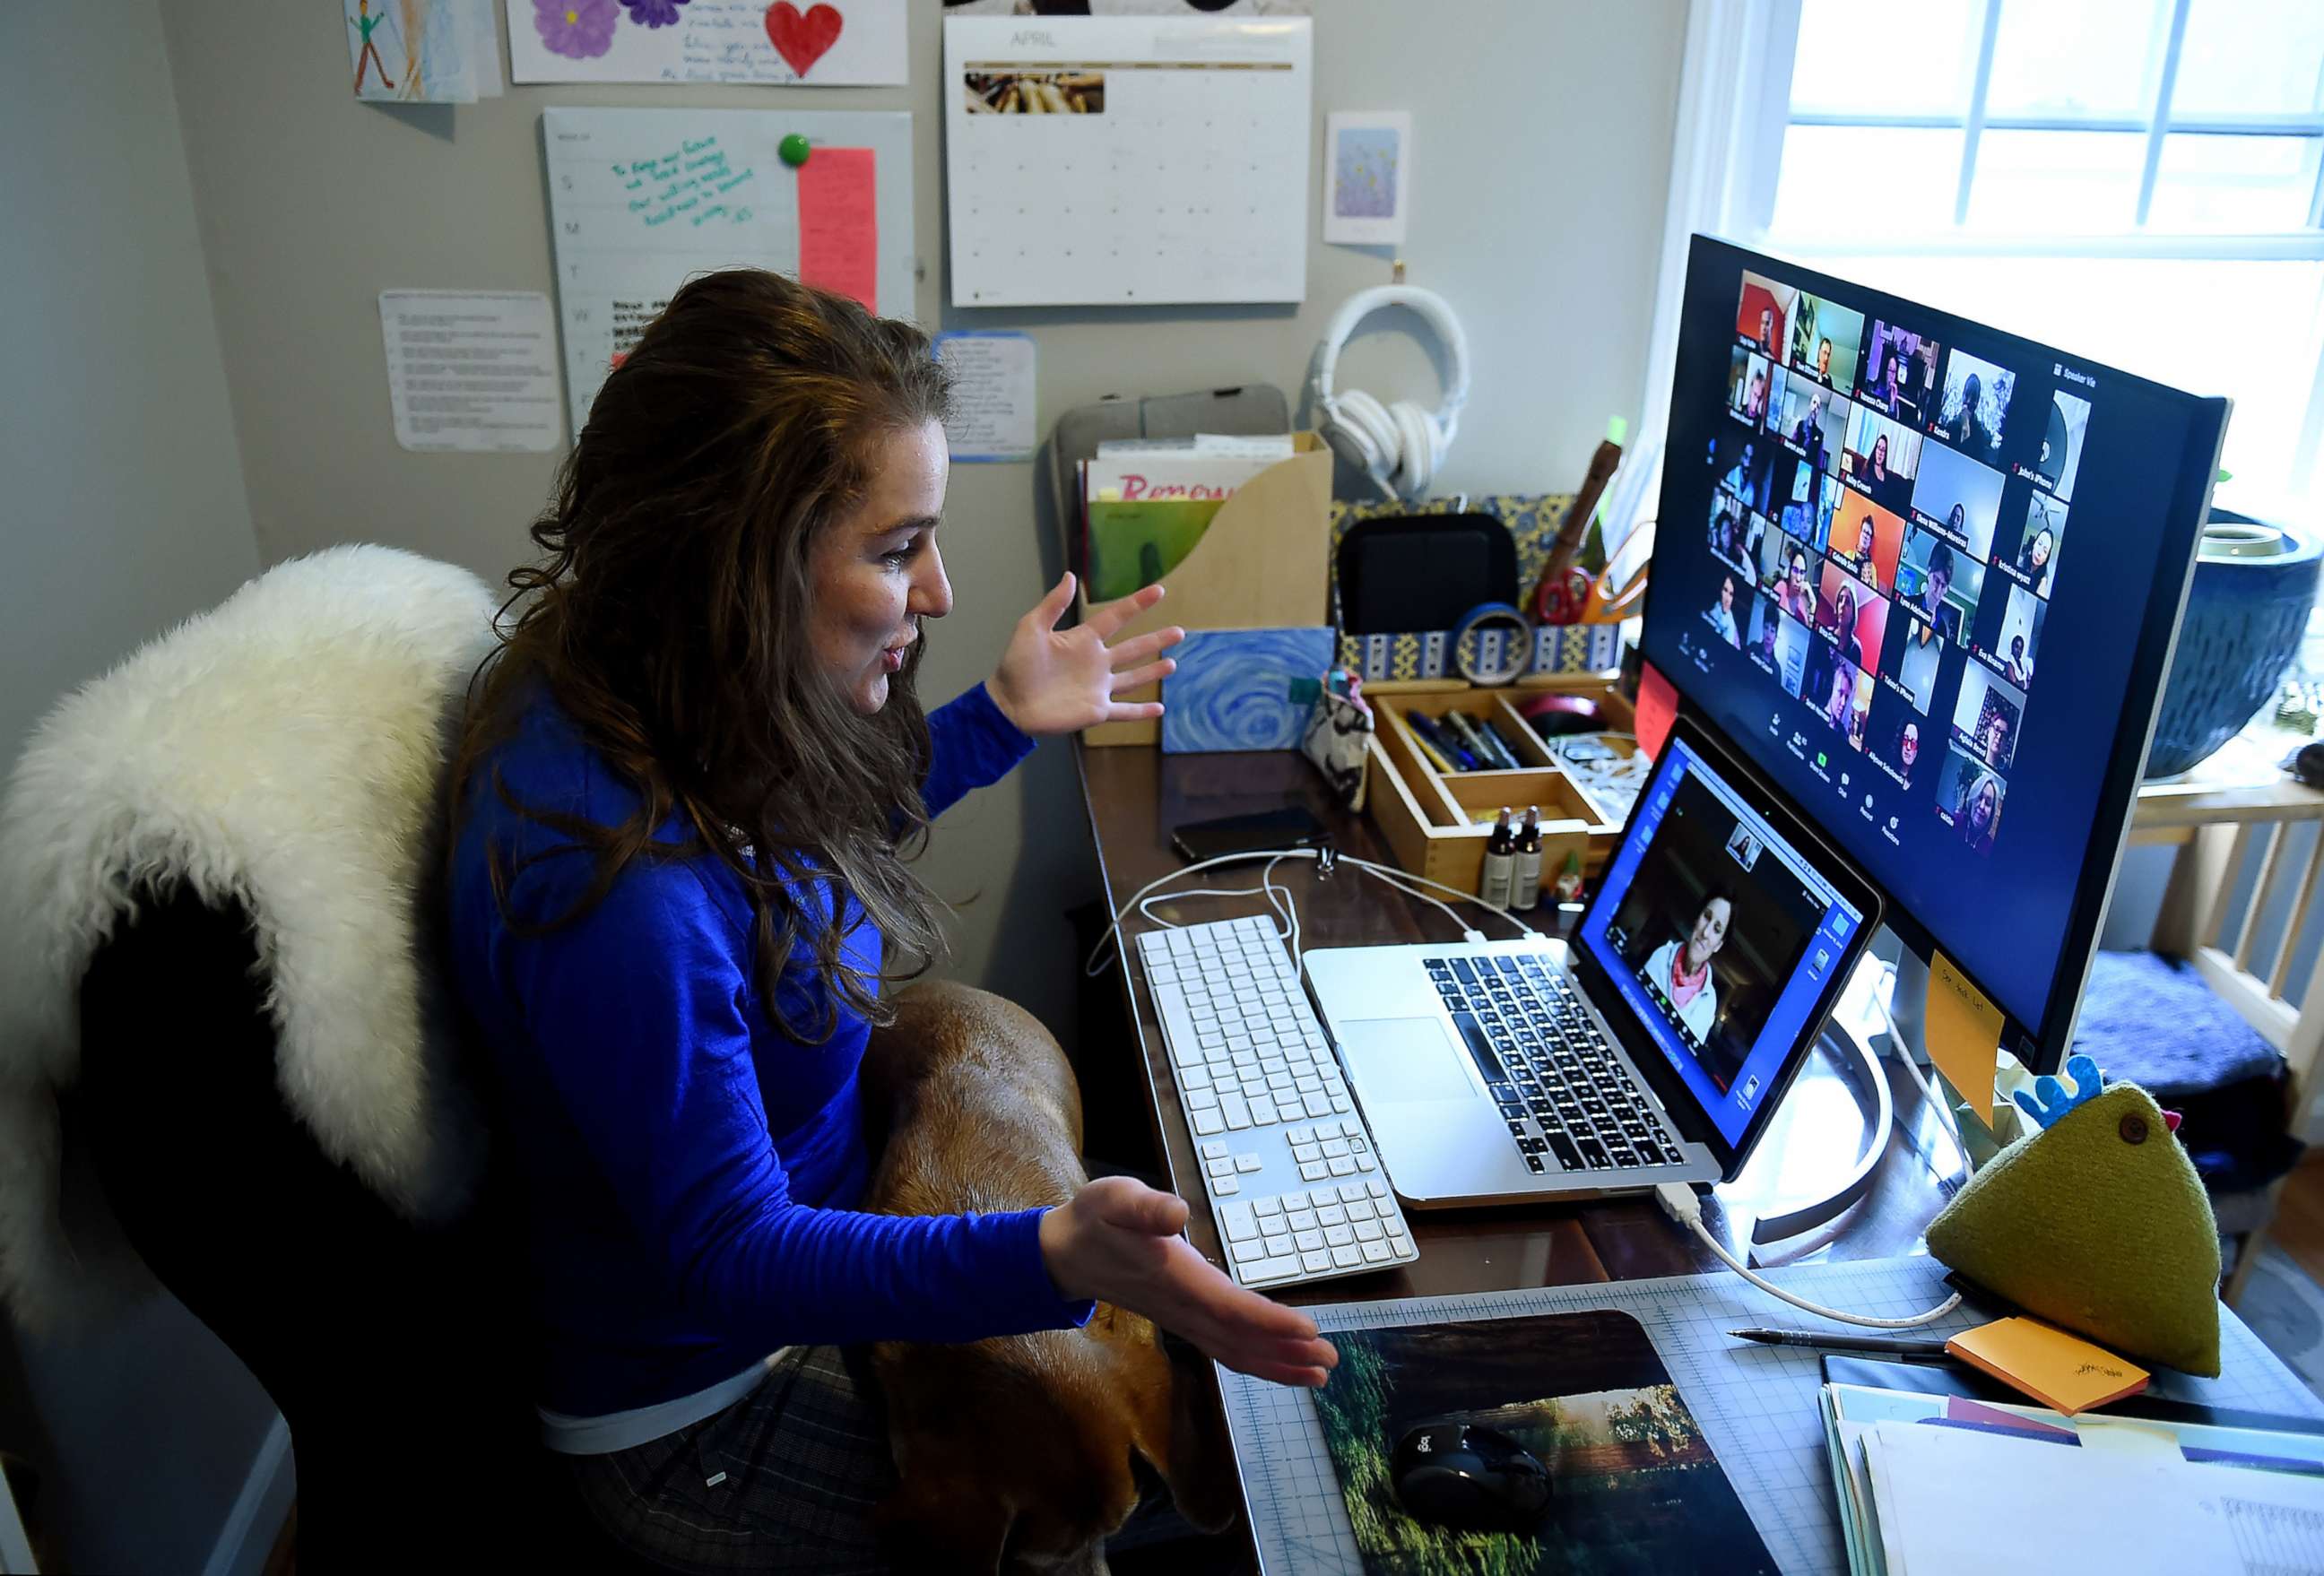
1311;284;1472;501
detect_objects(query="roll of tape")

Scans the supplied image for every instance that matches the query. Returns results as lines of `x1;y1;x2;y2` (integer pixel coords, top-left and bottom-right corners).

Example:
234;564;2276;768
1450;601;1533;687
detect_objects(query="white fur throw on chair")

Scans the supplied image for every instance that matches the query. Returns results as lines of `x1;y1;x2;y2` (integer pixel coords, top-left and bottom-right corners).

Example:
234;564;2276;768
0;545;499;1329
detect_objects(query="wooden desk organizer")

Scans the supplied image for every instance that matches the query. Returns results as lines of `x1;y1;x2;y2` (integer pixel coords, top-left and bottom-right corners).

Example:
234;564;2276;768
1364;679;1636;903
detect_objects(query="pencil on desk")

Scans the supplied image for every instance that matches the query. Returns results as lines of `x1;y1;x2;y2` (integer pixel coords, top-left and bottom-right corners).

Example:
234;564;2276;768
1728;1327;1955;1358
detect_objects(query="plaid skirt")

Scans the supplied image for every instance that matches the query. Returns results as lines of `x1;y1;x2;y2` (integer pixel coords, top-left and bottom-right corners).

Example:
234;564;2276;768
567;1344;898;1574
567;1342;1204;1574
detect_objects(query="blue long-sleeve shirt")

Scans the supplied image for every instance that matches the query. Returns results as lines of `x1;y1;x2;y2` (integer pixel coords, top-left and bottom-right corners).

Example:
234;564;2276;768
447;683;1088;1419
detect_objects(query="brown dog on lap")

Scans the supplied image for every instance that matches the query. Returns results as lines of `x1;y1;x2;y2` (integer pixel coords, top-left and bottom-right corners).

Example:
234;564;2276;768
860;982;1239;1575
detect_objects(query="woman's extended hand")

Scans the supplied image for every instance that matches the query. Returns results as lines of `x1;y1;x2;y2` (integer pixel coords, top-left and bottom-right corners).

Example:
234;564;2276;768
1039;1175;1337;1388
988;576;1185;736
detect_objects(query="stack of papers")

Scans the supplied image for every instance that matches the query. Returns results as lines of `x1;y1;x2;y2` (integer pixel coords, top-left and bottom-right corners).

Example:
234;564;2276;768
1821;1379;2324;1574
1076;436;1295;602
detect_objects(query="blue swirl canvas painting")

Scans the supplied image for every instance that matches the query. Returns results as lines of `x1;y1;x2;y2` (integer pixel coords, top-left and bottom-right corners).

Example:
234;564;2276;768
1160;627;1335;755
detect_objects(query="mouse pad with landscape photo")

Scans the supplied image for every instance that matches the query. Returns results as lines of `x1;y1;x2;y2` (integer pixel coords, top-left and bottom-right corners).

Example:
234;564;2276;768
1312;1310;1775;1576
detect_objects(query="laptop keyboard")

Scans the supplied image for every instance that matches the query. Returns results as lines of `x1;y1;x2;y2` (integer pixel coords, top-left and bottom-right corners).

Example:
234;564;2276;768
1426;954;1689;1174
1135;916;1418;1290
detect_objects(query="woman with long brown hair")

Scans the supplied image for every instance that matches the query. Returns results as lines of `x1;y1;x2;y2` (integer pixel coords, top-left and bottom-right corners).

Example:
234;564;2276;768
447;270;1332;1568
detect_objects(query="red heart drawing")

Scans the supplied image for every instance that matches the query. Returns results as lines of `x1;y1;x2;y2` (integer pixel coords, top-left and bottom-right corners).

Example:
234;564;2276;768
765;2;844;78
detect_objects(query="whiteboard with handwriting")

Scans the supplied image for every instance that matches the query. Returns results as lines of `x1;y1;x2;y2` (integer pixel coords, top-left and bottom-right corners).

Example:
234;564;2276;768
943;15;1312;307
542;107;915;439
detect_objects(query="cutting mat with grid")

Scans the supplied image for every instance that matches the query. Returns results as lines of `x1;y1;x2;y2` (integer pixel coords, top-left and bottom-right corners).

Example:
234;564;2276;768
1218;1256;2321;1576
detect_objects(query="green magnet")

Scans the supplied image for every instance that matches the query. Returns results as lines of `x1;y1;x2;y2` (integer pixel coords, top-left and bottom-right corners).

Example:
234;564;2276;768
779;134;811;168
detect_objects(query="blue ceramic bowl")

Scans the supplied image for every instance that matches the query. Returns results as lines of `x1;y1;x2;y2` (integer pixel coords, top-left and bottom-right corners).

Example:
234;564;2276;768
2145;510;2322;779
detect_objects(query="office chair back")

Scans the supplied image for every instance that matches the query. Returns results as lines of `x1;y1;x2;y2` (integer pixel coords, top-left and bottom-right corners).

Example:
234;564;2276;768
73;885;545;1568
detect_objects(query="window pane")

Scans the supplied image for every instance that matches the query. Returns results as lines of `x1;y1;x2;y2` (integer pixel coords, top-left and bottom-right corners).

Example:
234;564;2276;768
2172;0;2324;117
2147;134;2323;230
1985;0;2166;120
1791;0;1982;117
1794;254;2324;505
1773;126;1965;238
1965;130;2145;230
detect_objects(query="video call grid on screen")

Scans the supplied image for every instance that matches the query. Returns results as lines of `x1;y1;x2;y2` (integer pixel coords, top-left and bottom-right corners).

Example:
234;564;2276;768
1710;268;2075;869
1581;737;1861;1147
1657;238;2224;1035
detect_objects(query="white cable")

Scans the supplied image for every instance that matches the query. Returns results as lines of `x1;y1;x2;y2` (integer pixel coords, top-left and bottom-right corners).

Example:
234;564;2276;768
1341;859;1492;943
1654;1182;1962;1329
1085;848;1319;977
1865;962;1971;1183
1082;845;1543;980
1136;883;1295;939
1343;855;1541;940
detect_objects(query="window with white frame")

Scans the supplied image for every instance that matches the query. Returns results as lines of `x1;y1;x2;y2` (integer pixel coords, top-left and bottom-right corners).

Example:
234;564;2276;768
1707;0;2324;510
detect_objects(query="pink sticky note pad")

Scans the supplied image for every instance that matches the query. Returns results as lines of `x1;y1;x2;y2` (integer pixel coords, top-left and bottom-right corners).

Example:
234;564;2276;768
1635;661;1678;760
797;147;878;315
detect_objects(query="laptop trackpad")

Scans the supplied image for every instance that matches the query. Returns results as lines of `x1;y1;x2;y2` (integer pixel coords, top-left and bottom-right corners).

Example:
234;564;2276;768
1340;1018;1478;1102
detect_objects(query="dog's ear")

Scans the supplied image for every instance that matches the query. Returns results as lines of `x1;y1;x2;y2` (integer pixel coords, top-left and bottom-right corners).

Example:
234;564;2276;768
876;1468;1015;1575
1123;1334;1242;1536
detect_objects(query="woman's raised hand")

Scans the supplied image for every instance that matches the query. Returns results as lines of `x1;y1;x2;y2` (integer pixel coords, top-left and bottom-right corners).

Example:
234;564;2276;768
1038;1174;1337;1388
988;575;1185;737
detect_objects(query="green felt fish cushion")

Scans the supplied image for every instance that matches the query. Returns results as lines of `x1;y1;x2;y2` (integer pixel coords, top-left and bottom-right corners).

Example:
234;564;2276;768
1925;1061;2220;1376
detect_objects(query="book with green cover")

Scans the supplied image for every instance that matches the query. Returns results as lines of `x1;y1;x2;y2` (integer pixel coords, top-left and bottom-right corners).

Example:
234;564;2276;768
1084;497;1227;601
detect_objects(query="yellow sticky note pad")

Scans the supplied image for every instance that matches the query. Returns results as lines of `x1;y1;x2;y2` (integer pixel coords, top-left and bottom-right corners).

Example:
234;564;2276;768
1946;1317;2150;1416
1925;951;2004;1131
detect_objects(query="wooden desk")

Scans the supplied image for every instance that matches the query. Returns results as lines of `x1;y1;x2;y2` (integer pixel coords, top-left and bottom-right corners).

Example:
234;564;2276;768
1073;742;1961;1308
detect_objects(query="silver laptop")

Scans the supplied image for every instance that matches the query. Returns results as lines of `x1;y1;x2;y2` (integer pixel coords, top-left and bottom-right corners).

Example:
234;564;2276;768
1305;713;1882;1208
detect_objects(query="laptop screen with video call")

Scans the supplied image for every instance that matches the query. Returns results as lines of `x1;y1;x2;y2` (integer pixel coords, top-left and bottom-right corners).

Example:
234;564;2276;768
1575;730;1868;1151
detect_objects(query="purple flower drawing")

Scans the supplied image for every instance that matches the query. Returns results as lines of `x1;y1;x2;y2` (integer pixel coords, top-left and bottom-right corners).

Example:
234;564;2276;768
533;0;620;58
620;0;689;26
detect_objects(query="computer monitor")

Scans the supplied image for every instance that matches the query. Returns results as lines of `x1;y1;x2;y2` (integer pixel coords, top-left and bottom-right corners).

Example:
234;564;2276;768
1643;235;2229;1076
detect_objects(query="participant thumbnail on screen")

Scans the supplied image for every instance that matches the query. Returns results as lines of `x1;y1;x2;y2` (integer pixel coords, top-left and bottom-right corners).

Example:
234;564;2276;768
1730;348;1774;426
1911;441;2007;560
1602;765;1826;1087
1935;747;2006;854
1737;271;1794;357
2029;386;2090;502
1877;602;1946;713
1983;584;2047;687
1714;429;1775;516
1843;403;1921;515
1867;688;1925;789
2007;489;2067;598
1830;488;1907;596
1896;527;1984;648
1790;292;1867;393
1775;455;1840;550
1704;569;1745;647
1816;560;1890;676
1951;663;2026;774
1765;534;1822;628
1804;640;1874;749
1708;492;1752;577
1754;517;1792;586
1775;379;1848;472
1746;590;1781;676
1754;600;1814;697
1935;349;2016;458
1859;320;1939;428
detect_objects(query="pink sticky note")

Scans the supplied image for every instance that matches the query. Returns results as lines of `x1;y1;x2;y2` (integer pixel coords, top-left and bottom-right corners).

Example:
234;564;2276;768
797;147;878;315
1635;661;1678;760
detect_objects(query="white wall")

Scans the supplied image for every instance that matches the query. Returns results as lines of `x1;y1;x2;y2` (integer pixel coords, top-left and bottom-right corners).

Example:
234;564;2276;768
0;4;280;1573
160;0;1689;1039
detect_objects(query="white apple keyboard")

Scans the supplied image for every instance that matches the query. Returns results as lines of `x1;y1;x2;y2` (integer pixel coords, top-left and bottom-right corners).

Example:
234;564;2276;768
1134;914;1418;1289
